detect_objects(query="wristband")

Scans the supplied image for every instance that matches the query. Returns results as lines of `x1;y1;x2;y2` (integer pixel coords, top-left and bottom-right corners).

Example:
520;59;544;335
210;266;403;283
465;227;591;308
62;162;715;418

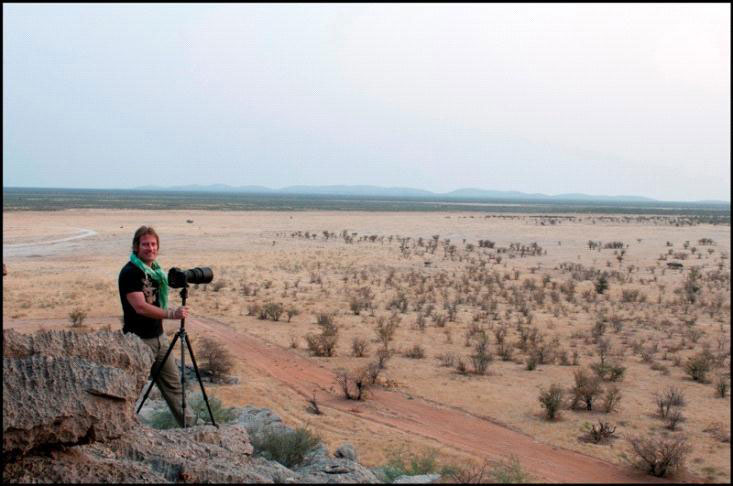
167;309;174;319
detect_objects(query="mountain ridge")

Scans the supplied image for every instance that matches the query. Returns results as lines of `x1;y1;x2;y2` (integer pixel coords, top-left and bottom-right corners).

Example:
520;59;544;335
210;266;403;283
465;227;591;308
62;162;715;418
128;184;727;204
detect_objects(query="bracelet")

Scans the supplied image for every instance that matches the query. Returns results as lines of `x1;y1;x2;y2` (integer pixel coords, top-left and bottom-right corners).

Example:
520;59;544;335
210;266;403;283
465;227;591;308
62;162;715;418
167;309;174;319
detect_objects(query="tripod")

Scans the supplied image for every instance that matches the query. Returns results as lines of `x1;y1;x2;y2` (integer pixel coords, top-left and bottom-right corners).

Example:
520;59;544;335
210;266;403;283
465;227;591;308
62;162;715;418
136;286;217;428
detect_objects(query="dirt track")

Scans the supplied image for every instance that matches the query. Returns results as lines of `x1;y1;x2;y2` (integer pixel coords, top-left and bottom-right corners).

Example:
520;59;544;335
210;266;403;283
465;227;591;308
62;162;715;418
5;315;698;484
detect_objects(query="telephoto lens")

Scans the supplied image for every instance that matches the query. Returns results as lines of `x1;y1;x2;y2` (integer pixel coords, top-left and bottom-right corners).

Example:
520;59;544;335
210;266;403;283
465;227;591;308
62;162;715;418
168;267;214;288
185;267;213;285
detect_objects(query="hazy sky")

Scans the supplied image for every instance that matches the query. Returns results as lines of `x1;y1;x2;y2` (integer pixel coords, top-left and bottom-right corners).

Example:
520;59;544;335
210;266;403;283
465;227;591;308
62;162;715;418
3;3;730;201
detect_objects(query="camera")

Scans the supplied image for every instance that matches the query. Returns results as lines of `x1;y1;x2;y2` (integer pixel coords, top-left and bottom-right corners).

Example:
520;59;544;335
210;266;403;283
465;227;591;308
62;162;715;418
168;267;214;288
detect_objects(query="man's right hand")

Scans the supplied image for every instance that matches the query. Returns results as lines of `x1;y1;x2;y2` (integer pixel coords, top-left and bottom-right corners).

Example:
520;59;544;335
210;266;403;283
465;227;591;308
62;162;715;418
173;306;189;320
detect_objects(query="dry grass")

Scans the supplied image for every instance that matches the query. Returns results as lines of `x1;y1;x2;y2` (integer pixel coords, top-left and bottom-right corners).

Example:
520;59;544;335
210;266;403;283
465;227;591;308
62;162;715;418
3;209;730;480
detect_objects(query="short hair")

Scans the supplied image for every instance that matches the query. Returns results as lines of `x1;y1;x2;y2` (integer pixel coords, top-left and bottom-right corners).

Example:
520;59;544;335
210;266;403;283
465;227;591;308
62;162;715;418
132;225;160;253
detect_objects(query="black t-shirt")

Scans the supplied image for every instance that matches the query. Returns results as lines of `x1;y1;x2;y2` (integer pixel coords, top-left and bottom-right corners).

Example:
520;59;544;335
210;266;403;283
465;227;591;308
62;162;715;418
118;261;164;339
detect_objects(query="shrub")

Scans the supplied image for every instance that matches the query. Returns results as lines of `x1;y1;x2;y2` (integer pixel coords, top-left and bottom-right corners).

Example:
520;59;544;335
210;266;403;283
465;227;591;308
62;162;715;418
316;312;335;326
305;316;339;357
656;386;686;418
584;421;617;443
378;446;453;483
306;391;322;415
497;342;513;361
351;337;369;357
602;385;622;413
251;426;321;468
470;331;492;375
685;351;713;382
404;344;426;359
626;434;691;477
436;352;457;367
570;368;603;411
447;455;529;484
261;302;284;321
594;274;609;294
456;358;469;375
246;303;261;316
336;368;369;400
375;314;400;349
538;384;565;420
487;455;530;483
286;306;300;322
197;336;235;380
590;361;626;382
714;376;729;398
145;393;237;429
666;408;685;431
68;308;87;328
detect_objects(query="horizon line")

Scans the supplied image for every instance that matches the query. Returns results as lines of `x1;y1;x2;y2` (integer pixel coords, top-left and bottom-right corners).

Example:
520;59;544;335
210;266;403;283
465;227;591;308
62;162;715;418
3;184;730;204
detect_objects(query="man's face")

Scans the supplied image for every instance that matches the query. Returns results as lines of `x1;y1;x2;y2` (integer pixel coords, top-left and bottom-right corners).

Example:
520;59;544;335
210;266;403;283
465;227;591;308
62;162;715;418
137;234;158;265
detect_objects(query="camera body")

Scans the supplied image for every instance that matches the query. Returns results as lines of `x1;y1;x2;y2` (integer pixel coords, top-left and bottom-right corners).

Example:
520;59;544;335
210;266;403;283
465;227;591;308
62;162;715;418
168;267;214;288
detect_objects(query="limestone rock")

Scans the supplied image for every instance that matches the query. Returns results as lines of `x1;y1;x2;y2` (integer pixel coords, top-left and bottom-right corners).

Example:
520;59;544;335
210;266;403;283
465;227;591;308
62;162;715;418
334;442;358;461
295;457;379;483
3;424;292;483
3;329;154;455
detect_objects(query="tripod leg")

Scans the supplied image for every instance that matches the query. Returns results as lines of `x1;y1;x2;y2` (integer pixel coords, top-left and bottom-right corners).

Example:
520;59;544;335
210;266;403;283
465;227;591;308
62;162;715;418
183;332;218;427
136;332;181;415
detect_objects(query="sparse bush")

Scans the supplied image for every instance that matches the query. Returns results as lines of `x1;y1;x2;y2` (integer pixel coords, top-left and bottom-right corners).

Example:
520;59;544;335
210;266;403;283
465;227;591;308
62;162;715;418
594;273;609;294
570;368;603;411
261;302;284;321
448;454;529;483
470;331;492;375
68;308;87;328
626;434;691;477
584;421;617;443
656;386;685;418
497;341;513;361
375;313;401;349
666;408;685;430
246;303;261;316
684;351;713;382
306;391;322;415
197;336;235;380
145;393;237;429
714;376;729;398
456;358;469;375
404;344;426;359
335;367;369;400
486;455;529;483
251;425;321;468
538;384;565;420
591;361;626;382
436;352;457;367
602;385;622;413
351;337;369;357
305;315;339;357
286;306;300;322
379;446;453;483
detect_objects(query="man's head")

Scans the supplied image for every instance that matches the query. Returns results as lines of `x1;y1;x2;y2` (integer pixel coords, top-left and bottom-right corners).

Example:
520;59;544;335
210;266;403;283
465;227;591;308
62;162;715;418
132;226;160;265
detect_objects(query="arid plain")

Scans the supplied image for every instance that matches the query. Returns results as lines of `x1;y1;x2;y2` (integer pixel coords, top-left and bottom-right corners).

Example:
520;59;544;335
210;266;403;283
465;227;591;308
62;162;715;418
3;209;730;482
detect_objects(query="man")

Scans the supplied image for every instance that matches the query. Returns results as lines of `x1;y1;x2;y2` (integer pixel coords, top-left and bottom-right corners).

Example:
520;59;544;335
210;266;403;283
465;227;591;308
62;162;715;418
118;225;191;427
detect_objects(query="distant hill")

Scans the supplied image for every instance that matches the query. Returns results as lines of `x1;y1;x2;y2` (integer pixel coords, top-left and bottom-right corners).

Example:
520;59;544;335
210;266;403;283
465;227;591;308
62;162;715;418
129;184;726;204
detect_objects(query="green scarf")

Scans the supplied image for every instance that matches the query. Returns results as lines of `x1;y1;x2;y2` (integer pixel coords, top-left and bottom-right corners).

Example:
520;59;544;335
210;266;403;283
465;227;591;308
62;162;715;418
129;252;169;310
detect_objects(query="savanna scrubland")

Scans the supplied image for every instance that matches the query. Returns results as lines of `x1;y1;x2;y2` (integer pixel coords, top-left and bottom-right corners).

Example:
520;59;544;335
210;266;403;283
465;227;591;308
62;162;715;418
3;209;730;482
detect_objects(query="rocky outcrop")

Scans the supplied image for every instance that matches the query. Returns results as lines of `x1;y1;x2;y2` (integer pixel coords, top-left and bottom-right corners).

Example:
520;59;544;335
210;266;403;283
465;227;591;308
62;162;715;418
3;329;154;455
2;328;386;483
